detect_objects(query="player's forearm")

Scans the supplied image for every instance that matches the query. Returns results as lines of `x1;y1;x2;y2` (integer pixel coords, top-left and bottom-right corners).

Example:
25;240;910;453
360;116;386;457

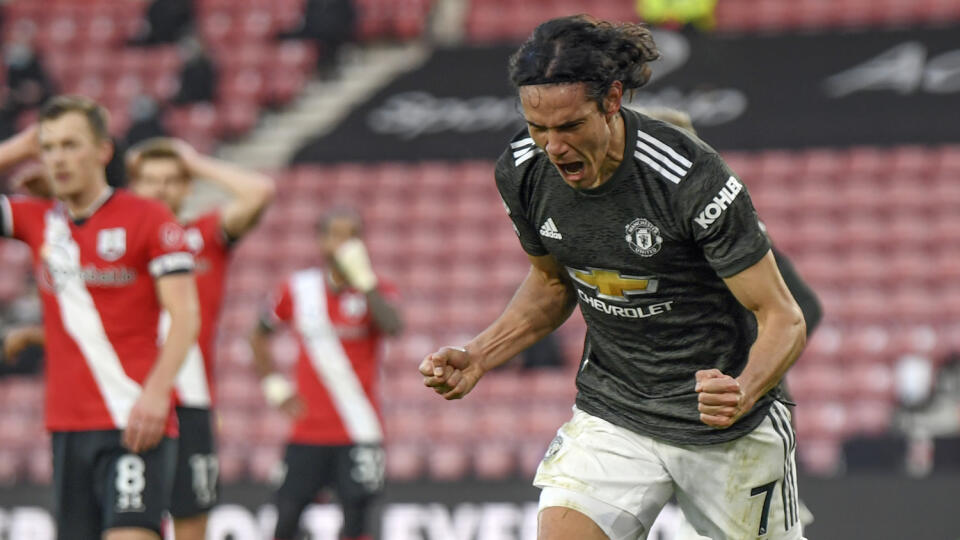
0;126;38;171
737;306;806;407
194;156;275;211
145;306;199;393
467;266;575;372
367;289;403;336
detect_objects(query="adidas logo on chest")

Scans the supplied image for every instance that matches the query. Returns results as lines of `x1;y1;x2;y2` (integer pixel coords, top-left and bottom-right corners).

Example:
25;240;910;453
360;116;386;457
540;218;563;240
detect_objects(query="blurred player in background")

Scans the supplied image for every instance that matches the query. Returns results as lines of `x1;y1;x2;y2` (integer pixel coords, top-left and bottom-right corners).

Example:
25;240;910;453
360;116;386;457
125;137;276;540
638;107;822;537
0;95;198;539
249;207;402;540
421;16;807;540
3;135;276;538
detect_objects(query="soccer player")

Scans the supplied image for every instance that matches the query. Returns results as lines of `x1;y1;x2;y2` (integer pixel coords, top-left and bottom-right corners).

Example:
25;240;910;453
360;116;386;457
420;16;807;540
125;137;276;540
249;208;402;540
0;96;199;539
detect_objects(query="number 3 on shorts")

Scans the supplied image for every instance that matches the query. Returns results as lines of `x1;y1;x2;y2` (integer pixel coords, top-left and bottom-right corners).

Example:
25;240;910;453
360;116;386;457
749;480;777;535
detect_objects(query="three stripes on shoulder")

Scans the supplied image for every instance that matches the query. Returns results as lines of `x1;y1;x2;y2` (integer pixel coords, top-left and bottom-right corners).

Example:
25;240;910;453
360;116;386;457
512;137;538;166
634;130;692;184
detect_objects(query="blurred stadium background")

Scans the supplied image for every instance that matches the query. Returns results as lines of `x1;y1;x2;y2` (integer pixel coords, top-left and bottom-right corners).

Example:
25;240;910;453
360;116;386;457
2;0;960;538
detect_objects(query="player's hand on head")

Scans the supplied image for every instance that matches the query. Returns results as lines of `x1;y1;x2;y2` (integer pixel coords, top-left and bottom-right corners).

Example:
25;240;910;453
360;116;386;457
695;369;751;429
169;138;201;166
11;162;52;198
419;346;483;400
123;385;171;453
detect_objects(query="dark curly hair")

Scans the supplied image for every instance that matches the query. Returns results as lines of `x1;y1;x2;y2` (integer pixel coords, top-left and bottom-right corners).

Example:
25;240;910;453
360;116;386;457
508;15;660;110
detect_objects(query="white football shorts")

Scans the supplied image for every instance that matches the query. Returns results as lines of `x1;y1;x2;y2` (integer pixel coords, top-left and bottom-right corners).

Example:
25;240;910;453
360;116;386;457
534;402;805;540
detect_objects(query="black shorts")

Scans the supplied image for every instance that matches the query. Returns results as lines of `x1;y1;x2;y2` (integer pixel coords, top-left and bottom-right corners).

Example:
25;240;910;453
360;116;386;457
170;407;219;518
52;430;175;539
278;443;385;503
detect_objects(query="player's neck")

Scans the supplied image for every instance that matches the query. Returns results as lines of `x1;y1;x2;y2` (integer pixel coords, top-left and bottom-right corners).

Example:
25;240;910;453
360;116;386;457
63;180;112;220
597;112;625;186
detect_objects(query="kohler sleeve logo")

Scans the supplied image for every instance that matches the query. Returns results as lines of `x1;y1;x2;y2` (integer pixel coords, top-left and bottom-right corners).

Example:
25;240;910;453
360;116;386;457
694;176;743;229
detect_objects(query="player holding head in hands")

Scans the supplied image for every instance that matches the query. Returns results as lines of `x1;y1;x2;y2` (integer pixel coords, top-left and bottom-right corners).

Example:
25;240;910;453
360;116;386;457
420;15;807;540
126;137;275;540
0;96;199;540
249;207;402;540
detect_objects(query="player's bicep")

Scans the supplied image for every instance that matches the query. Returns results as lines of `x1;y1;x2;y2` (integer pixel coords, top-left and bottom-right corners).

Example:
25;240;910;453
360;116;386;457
722;250;800;321
528;253;575;301
528;253;567;283
219;198;265;242
155;272;200;319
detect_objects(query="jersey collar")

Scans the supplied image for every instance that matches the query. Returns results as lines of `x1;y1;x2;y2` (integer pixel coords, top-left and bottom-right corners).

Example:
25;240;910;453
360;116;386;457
61;186;115;225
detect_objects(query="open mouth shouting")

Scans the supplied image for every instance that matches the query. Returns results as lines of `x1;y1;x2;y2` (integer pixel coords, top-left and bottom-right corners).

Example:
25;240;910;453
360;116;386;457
556;160;586;182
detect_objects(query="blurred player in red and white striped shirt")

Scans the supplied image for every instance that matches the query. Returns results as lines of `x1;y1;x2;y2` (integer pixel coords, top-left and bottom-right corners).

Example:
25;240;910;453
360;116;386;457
249;207;402;540
0;96;199;540
125;137;275;540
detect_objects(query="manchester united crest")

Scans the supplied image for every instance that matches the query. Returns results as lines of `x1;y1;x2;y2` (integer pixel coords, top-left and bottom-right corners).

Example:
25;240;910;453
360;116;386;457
625;218;662;257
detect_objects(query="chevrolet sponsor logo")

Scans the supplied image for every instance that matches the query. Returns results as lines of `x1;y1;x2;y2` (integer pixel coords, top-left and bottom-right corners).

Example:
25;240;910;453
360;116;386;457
567;267;658;302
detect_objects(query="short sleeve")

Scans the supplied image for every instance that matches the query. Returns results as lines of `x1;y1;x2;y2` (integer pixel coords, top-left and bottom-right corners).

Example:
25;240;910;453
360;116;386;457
145;204;195;278
679;154;770;278
195;211;230;253
1;194;48;244
261;280;293;330
494;148;547;257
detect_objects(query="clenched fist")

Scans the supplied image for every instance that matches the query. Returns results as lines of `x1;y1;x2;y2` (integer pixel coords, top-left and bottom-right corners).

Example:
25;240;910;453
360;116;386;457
695;369;755;429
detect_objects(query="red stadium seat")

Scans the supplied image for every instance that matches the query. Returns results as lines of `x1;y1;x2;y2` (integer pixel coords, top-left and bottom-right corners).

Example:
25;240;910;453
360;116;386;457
220;100;259;137
797;437;842;475
794;401;848;439
841;363;895;400
26;441;53;484
426;442;472;481
217;445;247;484
386;441;425;481
786;364;846;401
0;450;21;484
845;399;894;435
473;441;516;479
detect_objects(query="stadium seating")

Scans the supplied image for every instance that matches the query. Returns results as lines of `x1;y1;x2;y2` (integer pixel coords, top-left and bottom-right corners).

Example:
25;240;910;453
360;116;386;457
2;0;431;150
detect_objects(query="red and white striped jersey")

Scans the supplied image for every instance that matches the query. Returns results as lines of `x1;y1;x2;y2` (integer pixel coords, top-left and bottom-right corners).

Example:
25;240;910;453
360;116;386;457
0;190;194;432
171;211;232;408
265;268;397;446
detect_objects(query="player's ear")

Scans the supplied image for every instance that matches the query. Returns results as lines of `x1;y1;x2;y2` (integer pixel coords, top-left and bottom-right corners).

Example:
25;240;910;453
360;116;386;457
604;81;623;119
98;137;114;167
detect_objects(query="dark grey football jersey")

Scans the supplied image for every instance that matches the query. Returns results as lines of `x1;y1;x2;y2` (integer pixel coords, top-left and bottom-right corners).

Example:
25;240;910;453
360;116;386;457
495;107;773;445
